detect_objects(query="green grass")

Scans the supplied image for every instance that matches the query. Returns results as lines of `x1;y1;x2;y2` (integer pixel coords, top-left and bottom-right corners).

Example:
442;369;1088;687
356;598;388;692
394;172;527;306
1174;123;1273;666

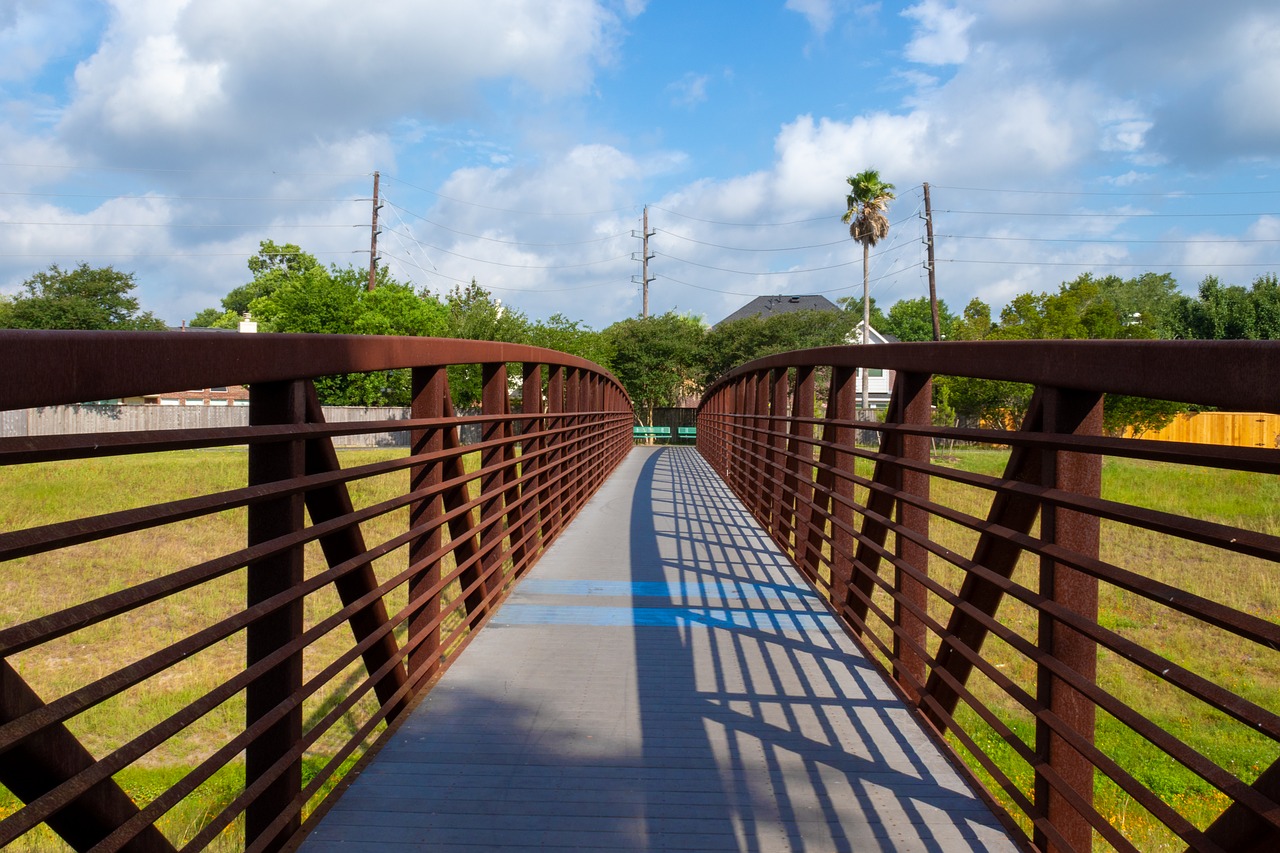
922;449;1280;850
0;448;447;850
2;446;1277;850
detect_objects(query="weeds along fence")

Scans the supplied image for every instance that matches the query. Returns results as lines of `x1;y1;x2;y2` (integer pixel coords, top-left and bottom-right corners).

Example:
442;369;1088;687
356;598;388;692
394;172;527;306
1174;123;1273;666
0;330;632;852
698;340;1280;853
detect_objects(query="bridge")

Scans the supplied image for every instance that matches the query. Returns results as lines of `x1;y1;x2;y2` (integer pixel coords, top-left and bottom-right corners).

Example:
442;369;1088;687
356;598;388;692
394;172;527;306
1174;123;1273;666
1;331;1278;852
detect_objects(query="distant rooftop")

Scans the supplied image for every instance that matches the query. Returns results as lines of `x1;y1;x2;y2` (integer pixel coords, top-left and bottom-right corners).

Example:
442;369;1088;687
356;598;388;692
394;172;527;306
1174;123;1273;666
716;294;839;326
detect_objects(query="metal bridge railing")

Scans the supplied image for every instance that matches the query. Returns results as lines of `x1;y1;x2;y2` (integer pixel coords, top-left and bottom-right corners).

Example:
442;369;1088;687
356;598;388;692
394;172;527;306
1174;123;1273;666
0;331;632;852
698;340;1280;853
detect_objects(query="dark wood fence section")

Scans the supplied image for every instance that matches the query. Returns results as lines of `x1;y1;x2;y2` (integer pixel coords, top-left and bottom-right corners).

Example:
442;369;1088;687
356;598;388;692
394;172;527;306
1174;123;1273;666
0;331;632;852
698;340;1280;853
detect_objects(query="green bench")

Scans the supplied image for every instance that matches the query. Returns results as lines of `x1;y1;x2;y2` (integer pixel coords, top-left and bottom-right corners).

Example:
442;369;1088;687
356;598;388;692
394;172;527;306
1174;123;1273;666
633;426;671;440
677;427;697;439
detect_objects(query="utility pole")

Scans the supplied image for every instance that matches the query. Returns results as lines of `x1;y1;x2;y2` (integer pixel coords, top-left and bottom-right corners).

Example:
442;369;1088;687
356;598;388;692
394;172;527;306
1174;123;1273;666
923;182;940;341
632;205;655;318
367;170;381;291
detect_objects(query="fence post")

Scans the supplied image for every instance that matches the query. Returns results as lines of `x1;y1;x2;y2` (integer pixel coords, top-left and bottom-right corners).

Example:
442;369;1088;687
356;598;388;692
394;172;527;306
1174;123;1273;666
1035;388;1103;853
245;380;306;852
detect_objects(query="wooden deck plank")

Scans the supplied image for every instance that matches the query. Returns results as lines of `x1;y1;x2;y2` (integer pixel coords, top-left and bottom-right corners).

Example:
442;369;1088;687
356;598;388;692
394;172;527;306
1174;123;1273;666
295;446;1014;852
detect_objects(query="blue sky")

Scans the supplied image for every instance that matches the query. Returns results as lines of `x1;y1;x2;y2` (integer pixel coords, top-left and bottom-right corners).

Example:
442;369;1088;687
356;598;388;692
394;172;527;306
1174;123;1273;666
2;0;1279;330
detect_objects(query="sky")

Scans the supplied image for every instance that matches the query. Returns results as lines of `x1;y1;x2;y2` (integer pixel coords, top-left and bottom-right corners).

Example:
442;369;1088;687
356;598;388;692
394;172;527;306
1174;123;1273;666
2;0;1279;330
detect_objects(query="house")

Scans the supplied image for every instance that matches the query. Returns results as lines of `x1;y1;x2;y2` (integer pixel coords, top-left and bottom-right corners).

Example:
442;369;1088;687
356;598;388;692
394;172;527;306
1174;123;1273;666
716;295;897;410
847;319;899;410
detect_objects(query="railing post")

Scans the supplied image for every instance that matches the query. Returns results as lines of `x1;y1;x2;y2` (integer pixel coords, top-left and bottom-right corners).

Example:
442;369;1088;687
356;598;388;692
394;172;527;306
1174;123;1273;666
781;367;815;556
245;379;306;853
516;362;544;574
409;366;447;684
892;371;932;699
543;366;565;542
1035;388;1103;853
750;371;771;516
805;366;855;605
477;363;511;610
767;368;789;545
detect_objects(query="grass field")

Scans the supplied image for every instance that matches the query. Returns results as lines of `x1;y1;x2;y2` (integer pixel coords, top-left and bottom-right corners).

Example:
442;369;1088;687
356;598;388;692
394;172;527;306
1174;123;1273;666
1;446;1277;850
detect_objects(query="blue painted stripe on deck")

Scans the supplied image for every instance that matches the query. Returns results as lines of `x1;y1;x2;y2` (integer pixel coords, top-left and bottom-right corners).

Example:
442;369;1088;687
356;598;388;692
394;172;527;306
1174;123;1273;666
518;578;819;602
493;603;840;632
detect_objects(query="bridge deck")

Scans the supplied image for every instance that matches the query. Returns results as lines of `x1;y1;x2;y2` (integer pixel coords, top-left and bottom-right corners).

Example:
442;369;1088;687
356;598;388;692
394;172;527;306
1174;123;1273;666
296;446;1014;852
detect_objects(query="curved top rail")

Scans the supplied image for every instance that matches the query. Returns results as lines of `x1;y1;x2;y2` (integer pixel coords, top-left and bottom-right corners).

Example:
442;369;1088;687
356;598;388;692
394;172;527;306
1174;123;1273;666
699;339;1280;413
0;330;626;410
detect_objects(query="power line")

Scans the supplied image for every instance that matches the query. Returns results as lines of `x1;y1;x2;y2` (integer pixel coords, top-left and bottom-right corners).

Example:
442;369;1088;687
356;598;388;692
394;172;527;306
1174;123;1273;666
939;209;1280;218
0;220;359;229
381;174;635;217
655;228;848;252
0;191;364;202
383;199;629;246
940;233;1280;245
931;185;1280;197
940;258;1280;268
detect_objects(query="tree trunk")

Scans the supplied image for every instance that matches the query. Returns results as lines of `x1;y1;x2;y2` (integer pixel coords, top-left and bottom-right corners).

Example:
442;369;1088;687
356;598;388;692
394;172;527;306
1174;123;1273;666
861;241;871;411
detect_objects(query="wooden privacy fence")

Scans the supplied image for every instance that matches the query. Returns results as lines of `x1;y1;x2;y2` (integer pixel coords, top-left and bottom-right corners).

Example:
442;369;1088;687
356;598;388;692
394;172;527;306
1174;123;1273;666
698;340;1280;853
0;331;632;852
1132;411;1280;449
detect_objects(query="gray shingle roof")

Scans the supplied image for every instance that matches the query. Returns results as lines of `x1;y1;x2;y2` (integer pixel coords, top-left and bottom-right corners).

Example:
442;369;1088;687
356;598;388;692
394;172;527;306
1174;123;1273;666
716;294;839;326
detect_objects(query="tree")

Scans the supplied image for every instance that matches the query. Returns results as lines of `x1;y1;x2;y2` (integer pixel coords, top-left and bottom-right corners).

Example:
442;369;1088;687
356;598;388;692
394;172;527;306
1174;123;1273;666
842;169;895;409
3;263;166;330
526;313;614;369
881;296;955;342
602;312;705;424
699;308;853;385
443;280;530;408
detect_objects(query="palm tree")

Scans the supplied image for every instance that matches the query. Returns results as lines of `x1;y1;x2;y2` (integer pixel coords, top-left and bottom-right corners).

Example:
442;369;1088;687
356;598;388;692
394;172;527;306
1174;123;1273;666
842;169;896;411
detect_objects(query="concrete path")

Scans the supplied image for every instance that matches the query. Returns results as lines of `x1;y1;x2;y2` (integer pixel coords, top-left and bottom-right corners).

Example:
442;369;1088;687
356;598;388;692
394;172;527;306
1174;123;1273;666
296;446;1015;852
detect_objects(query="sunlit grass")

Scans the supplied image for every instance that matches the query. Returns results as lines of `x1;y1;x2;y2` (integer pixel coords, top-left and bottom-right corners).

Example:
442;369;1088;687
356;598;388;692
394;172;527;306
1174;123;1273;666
0;447;473;849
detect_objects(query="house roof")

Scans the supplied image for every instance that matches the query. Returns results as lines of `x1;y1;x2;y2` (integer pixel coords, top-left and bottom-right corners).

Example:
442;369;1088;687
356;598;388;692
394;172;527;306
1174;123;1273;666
716;294;840;326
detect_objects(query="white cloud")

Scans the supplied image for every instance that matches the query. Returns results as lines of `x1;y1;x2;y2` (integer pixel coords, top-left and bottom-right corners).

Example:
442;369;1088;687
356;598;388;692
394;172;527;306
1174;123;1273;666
667;73;709;109
785;0;835;35
56;0;628;166
903;1;975;65
0;0;93;81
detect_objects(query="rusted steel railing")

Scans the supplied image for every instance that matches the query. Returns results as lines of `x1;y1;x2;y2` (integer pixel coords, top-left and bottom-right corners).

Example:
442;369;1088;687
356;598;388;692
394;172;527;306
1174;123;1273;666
0;331;632;852
698;340;1280;853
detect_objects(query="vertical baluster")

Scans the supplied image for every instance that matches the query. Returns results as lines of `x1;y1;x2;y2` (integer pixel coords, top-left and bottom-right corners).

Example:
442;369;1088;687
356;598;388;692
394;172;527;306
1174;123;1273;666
1034;387;1102;853
891;371;932;699
245;380;306;853
767;368;789;546
477;363;511;609
409;367;448;684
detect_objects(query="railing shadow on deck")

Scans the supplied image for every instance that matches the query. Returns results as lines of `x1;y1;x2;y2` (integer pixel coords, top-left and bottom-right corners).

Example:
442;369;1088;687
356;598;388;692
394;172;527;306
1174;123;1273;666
698;339;1280;853
0;331;632;852
628;447;1001;852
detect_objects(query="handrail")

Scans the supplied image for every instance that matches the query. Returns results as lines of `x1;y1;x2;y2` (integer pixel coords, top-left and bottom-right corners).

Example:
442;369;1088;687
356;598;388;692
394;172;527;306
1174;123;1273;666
0;330;633;852
697;340;1280;853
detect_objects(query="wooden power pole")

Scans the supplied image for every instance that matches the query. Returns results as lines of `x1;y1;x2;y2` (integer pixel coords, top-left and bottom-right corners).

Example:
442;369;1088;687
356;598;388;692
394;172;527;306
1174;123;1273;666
367;171;381;291
923;182;940;341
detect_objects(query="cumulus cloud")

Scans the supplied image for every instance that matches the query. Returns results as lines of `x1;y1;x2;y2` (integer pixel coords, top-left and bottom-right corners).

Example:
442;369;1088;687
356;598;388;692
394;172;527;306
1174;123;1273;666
903;1;975;65
56;0;630;167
